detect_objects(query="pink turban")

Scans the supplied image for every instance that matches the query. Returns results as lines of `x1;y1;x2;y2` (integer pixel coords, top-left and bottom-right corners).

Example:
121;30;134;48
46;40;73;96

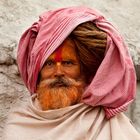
17;6;136;118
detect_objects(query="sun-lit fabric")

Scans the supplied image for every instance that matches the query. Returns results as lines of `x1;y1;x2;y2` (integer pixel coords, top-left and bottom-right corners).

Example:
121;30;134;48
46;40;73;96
17;6;136;118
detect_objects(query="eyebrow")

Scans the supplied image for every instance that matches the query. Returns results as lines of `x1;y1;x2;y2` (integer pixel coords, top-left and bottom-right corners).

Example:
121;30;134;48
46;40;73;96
44;59;55;64
47;57;78;62
62;59;79;64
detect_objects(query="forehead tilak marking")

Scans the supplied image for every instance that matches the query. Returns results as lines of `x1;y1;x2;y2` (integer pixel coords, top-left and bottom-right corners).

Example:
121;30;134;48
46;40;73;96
54;44;64;62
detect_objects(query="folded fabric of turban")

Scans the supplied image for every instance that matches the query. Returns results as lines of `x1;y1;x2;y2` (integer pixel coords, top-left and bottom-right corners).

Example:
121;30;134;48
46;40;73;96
17;6;136;119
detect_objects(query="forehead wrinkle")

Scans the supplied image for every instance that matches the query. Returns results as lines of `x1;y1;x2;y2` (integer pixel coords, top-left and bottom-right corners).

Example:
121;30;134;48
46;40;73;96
62;43;79;62
48;38;79;62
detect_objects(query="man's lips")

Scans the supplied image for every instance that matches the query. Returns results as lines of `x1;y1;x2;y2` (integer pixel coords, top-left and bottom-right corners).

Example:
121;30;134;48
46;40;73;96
50;81;68;87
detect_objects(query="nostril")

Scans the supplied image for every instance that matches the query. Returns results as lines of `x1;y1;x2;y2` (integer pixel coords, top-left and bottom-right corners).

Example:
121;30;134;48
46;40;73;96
54;74;64;78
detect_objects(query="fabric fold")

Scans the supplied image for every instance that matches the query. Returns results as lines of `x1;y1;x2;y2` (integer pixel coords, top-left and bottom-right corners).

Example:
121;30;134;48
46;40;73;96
3;95;140;140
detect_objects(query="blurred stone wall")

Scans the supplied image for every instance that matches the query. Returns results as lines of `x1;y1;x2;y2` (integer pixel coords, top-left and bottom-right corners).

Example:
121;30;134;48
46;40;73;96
0;0;140;138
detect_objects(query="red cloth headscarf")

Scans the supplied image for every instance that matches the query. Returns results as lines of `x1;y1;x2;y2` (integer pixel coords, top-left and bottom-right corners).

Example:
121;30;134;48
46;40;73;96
17;6;136;118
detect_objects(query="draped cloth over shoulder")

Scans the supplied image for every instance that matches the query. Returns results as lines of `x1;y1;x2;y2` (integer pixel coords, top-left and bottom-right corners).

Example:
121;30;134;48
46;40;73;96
17;6;136;118
3;95;140;140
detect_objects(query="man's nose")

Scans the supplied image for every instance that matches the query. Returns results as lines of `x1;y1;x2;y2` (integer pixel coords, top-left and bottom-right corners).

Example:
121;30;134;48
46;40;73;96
54;62;64;77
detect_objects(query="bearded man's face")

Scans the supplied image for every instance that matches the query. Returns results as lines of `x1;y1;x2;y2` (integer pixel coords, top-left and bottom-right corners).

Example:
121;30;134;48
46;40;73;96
36;38;86;111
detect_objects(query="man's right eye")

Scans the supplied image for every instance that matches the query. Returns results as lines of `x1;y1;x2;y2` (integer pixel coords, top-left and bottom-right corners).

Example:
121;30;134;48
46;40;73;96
45;60;55;67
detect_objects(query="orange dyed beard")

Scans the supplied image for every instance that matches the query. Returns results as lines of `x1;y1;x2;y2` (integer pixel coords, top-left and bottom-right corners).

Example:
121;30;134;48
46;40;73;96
36;77;85;111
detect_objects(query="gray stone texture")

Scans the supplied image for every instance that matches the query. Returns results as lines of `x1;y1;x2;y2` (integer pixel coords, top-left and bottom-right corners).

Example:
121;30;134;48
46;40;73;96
0;0;140;138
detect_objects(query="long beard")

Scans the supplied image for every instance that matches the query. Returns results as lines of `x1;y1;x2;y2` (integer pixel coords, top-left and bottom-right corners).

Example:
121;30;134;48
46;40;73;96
36;77;85;111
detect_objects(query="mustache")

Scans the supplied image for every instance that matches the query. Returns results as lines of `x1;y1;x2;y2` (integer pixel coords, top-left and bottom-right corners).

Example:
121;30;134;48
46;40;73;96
39;77;84;88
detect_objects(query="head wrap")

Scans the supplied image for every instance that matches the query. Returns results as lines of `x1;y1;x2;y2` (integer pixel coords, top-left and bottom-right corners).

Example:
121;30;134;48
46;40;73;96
17;6;136;118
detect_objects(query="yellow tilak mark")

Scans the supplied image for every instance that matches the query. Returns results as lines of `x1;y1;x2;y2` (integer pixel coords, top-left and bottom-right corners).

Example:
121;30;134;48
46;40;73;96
56;62;61;66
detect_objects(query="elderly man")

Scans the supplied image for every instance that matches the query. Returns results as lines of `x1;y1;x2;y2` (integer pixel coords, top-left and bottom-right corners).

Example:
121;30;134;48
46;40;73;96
3;6;140;140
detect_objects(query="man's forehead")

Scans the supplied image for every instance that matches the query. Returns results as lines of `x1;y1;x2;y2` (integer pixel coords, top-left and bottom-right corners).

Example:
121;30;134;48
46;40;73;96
48;38;79;61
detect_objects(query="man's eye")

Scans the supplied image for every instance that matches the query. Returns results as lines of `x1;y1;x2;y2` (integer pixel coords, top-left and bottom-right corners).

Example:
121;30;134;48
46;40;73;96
45;60;54;67
62;61;74;66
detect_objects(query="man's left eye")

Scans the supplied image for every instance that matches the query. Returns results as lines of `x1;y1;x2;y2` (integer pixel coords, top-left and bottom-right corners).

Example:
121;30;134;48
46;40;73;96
62;61;73;66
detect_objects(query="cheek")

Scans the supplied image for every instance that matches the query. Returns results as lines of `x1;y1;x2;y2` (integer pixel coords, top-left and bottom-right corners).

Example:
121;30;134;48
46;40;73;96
40;67;53;79
64;65;81;78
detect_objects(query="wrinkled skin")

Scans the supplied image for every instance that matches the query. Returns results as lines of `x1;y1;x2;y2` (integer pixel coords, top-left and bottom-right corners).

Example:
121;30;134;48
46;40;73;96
36;38;86;110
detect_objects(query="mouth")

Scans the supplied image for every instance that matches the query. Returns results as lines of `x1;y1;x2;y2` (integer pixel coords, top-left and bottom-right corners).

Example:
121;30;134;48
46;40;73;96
50;81;68;88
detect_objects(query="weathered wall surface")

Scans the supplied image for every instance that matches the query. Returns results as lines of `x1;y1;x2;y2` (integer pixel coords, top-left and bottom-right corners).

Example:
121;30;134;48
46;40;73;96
0;0;140;138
